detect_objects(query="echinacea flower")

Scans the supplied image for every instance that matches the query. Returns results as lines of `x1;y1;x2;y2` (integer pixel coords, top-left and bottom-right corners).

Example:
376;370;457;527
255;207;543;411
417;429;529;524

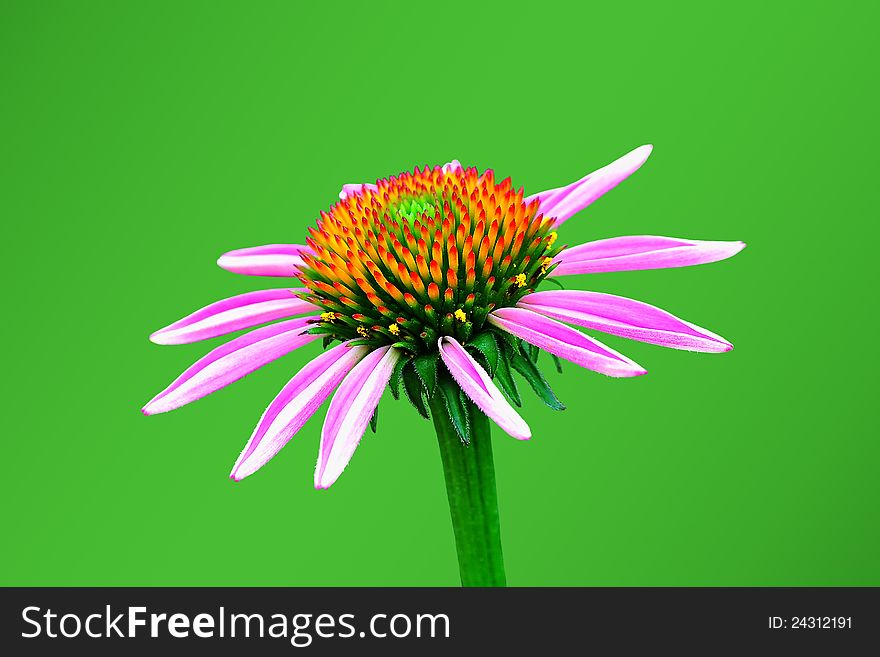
144;145;744;585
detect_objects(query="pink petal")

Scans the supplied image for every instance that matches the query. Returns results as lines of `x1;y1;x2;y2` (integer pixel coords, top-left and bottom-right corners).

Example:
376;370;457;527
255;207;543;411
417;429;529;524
519;290;732;353
142;317;320;415
339;183;379;200
438;337;530;440
525;145;653;226
150;288;318;345
230;342;369;481
315;347;402;489
488;307;646;378
553;235;746;275
217;244;310;277
441;159;462;173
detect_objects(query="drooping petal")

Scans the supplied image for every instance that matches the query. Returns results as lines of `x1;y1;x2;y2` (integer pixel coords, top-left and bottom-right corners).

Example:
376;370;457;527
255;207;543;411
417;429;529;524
552;235;746;275
230;342;369;481
142;317;320;415
150;288;318;345
525;145;653;226
217;244;310;277
315;347;402;489
438;337;530;440
488;307;646;378
339;183;379;200
519;290;732;353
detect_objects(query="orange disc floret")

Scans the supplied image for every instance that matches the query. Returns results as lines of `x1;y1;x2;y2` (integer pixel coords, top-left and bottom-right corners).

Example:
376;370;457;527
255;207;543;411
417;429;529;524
297;164;563;353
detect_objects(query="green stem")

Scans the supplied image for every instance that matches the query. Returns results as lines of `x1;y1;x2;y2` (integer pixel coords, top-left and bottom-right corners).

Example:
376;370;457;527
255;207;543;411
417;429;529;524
428;395;507;587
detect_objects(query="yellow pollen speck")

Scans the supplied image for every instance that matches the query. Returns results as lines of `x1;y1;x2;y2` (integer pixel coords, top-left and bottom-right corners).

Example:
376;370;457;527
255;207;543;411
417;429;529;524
513;273;527;288
540;256;553;275
454;308;467;322
388;324;400;335
320;312;336;322
547;231;558;246
357;326;370;338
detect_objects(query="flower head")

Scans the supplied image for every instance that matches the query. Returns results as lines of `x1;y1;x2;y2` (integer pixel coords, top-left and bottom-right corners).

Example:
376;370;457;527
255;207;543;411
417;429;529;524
296;163;562;353
143;145;745;488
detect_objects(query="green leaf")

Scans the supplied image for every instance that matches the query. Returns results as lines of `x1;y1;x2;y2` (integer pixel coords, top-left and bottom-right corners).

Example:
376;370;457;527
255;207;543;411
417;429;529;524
438;373;470;444
369;405;379;433
389;354;409;400
494;347;522;407
551;354;563;374
466;331;499;375
402;362;430;419
412;353;439;398
510;352;566;410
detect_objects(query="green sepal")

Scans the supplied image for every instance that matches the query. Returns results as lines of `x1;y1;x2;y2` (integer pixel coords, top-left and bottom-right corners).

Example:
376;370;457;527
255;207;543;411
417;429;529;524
472;305;489;328
402;362;430;419
510;351;566;410
542;277;566;290
466;331;499;375
390;340;415;349
412;353;439;398
304;326;331;335
551;354;564;374
369;405;379;433
494;347;522;407
470;349;492;378
321;335;335;349
492;327;521;353
437;372;471;444
389;354;410;400
527;342;540;363
459;388;476;435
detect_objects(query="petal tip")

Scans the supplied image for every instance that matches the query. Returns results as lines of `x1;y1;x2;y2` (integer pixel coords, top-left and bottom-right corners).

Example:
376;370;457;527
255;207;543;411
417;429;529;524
622;144;653;170
722;240;747;258
148;330;173;345
715;240;746;262
229;459;248;481
314;462;328;489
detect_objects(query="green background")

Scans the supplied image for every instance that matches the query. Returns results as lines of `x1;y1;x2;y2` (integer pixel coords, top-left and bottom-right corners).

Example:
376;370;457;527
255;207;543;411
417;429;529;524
2;1;877;586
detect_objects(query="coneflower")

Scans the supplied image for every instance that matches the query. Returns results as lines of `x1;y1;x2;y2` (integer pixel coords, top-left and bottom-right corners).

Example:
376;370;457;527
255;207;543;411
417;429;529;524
144;145;744;586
